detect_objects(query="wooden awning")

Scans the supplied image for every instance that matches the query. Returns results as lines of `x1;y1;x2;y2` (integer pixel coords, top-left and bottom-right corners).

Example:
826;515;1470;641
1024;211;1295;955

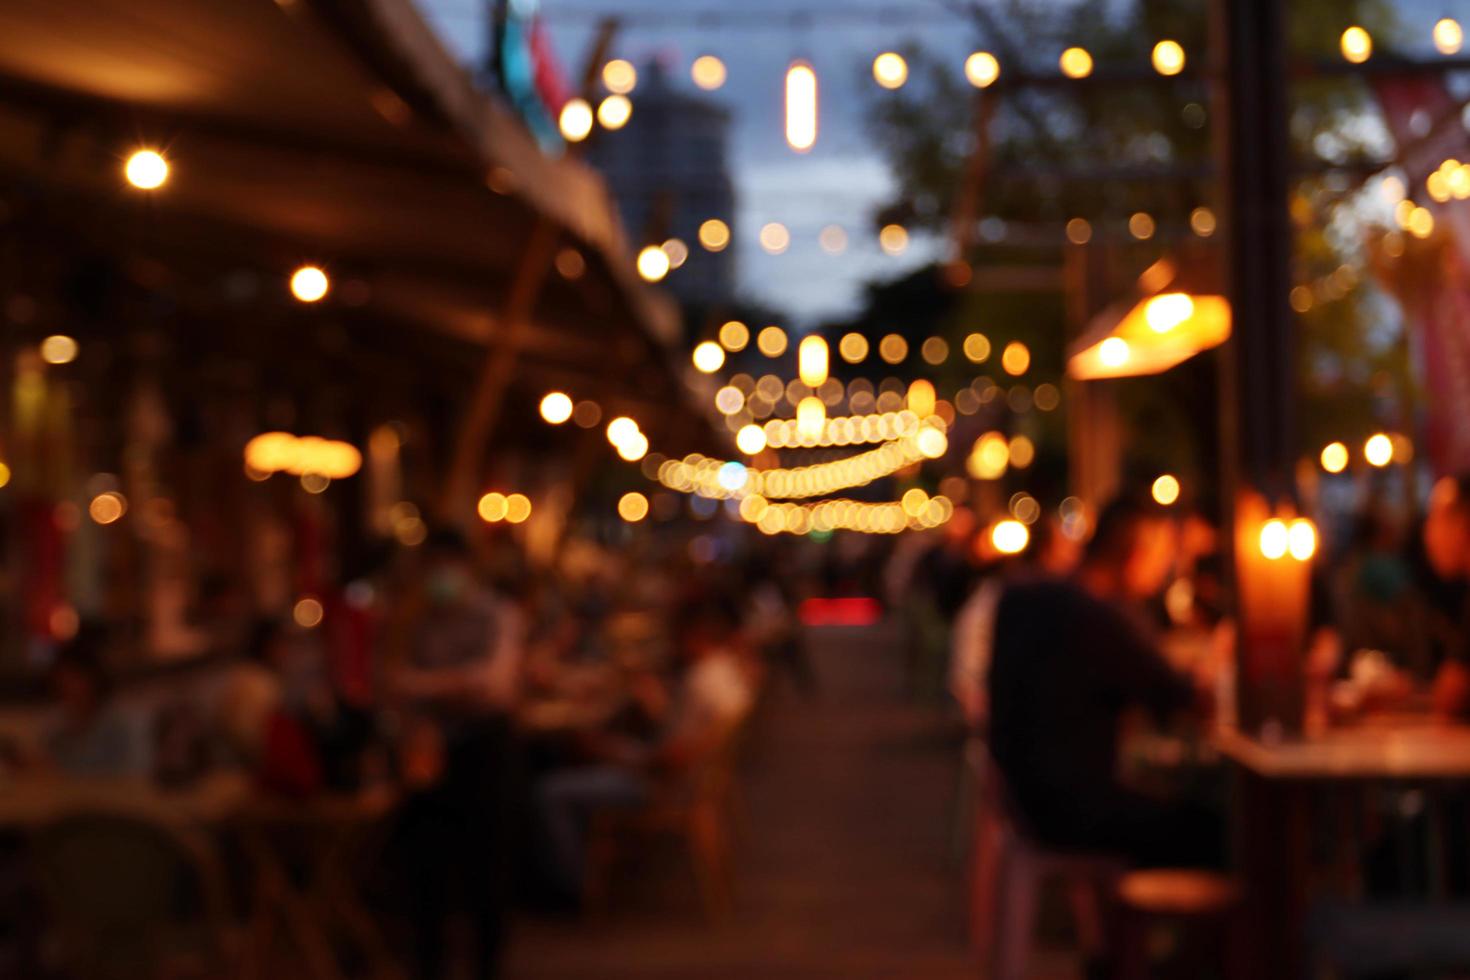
0;0;699;435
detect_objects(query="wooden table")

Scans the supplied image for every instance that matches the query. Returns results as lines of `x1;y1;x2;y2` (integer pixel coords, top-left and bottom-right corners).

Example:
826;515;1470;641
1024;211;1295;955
0;770;252;828
1215;721;1470;980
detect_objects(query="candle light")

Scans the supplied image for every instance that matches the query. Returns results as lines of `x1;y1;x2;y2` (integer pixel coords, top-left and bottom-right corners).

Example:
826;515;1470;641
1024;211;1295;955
1234;492;1317;736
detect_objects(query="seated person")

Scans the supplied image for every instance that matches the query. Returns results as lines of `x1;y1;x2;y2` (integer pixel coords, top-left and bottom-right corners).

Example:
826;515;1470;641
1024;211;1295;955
43;626;146;778
987;497;1219;868
1413;476;1470;717
534;601;754;901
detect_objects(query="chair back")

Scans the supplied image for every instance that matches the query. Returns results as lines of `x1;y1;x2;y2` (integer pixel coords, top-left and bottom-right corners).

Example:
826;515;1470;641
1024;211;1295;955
32;811;231;979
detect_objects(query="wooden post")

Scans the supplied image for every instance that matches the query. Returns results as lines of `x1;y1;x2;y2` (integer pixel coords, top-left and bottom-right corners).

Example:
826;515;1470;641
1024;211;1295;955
438;216;560;525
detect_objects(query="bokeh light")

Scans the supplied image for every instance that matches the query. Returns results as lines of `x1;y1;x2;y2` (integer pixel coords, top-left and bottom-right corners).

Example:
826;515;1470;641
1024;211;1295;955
1151;474;1181;506
1320;441;1349;473
539;392;573;424
124;149;169;189
691;54;727;90
559;98;594;142
872;52;908;89
618;491;650;522
290;265;329;302
965;51;1000;88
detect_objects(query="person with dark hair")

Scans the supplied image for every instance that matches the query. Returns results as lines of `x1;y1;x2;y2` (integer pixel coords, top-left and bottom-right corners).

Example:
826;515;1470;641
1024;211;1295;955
43;626;145;777
987;496;1221;867
389;527;524;980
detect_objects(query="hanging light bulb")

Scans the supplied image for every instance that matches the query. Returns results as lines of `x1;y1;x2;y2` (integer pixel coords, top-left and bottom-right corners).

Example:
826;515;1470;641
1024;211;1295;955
798;335;829;387
1434;18;1463;55
559;98;594;142
785;61;818;153
1340;26;1372;64
796;396;826;438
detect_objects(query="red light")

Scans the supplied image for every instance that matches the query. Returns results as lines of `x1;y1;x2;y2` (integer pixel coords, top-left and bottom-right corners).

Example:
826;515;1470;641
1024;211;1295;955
799;596;882;627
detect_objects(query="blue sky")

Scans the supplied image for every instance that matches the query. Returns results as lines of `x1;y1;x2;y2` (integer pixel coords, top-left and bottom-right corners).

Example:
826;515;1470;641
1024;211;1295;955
416;0;1453;325
418;0;981;324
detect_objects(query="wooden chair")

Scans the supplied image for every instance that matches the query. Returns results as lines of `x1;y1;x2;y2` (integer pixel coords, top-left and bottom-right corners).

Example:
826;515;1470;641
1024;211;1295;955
970;760;1125;980
31;810;240;980
583;728;742;922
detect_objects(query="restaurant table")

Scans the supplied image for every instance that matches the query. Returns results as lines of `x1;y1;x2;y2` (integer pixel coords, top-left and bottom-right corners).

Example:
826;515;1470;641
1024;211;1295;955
0;770;252;828
1215;721;1470;980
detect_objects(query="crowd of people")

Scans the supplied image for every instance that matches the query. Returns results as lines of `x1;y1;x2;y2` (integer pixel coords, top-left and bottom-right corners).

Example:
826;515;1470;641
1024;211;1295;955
4;525;816;979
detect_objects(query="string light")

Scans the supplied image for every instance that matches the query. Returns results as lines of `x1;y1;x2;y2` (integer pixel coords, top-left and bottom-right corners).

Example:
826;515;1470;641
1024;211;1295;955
294;597;325;629
1151;40;1185;76
602;59;637;94
1259;519;1289;559
1190;206;1217;237
839;332;869;363
290;265;329;303
736;424;767;455
89;492;126;525
719;320;749;351
759;222;791;254
992;519;1029;554
963;333;992;363
796;396;826;438
699;219;731;251
872;52;908;89
798;335;830;387
692;54;728;90
692;341;726;373
539;392;573;424
662;238;689;269
559;98;594;142
1288;519;1317;561
879;334;908;364
819;224;848;254
597;95;632;130
244;432;362;479
1129;211;1156;240
1340;26;1372;63
636;245;670;282
1059;47;1093;78
1066;218;1092;245
968;431;1009;480
618;492;650;522
124;149;169;190
1151;474;1181;506
1001;341;1030;375
744;495;953;536
1434;18;1463;55
757;325;789;357
1008;434;1035;468
965;51;1000;88
879;224;909;255
1364;432;1393;467
785;60;818;152
1320;441;1349;473
39;335;79;365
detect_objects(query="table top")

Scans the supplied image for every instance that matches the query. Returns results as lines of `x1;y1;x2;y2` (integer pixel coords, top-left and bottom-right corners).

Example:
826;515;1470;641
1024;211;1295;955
1214;720;1470;780
0;770;253;828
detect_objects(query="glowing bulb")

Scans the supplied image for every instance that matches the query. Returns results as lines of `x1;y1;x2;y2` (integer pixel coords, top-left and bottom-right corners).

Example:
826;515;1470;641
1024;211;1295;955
759;222;791;254
1129;211;1156;240
1008;435;1035;468
89;492;126;525
965;51;1000;88
1259;519;1289;560
718;320;749;351
1434;18;1463;55
1144;292;1195;333
636;245;670;282
1099;337;1130;368
717;461;748;491
692;54;727;90
124;149;169;189
39;335;79;365
692;341;726;374
602;59;637;94
606;417;640;447
1001;341;1030;376
907;379;936;417
1066;218;1092;245
699;218;731;252
1288;519;1317;561
872;52;908;89
1060;47;1093;79
879;334;908;364
1364;433;1393;467
757;326;788;357
294;597;325;628
736;424;767;455
290;266;329;302
559;98;594;142
992;519;1030;554
1341;26;1372;63
597;94;632;130
478;492;508;522
1190;207;1217;237
798;335;829;387
796;396;826;438
839;333;869;363
879;224;909;255
1320;441;1348;473
1152;39;1186;75
616;431;648;461
539;392;573;424
963;333;991;363
785;61;818;152
618;491;649;522
917;427;948;459
505;494;532;524
1151;474;1181;506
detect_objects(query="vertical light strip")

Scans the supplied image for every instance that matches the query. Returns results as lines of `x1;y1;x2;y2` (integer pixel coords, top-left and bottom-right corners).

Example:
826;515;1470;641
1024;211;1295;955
785;60;818;152
798;335;829;387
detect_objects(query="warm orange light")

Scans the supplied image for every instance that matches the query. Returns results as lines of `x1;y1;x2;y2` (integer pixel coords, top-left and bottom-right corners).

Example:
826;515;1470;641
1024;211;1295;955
618;491;649;522
540;392;573;424
965;51;1000;88
1320;442;1348;473
606;416;640;447
637;245;670;282
1341;26;1372;63
992;519;1030;554
1288;519;1317;561
1060;47;1093;78
294;596;324;628
290;266;329;303
736;424;767;455
757;325;788;357
872;52;908;89
785;61;818;152
759;222;791;254
505;494;532;524
699;219;731;252
602;59;637;94
879;224;909;255
558;98;594;142
1259;519;1289;560
1364;433;1393;467
40;335;79;365
89;492;126;525
879;334;908;364
1145;293;1195;333
796;396;826;438
478;492;508;522
692;341;726;373
839;332;868;363
1001;341;1030;376
1434;18;1464;55
1151;474;1181;506
798;335;829;387
1151;40;1185;76
124;149;169;189
691;54;727;90
597;94;632;130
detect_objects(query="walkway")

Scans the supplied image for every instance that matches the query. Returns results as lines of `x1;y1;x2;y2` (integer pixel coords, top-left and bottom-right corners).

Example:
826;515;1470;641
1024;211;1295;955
505;621;1011;979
